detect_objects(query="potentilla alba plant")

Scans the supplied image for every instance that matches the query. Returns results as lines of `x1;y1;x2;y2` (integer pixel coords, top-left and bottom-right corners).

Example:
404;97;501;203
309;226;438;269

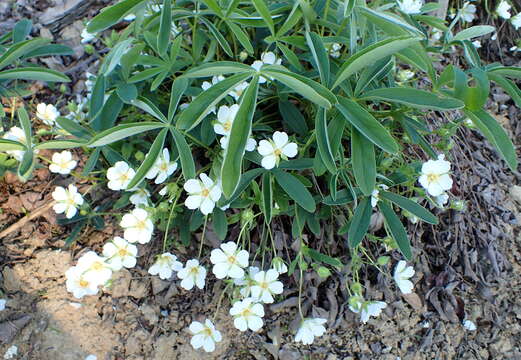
189;319;222;353
229;298;265;332
52;184;84;219
49;150;77;175
393;260;415;294
13;0;519;351
257;131;298;169
102;237;138;271
295;318;327;345
35;103;60;126
210;242;249;279
148;252;183;280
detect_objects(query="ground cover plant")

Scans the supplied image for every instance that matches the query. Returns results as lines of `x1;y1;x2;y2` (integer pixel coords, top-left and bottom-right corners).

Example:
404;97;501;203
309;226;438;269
1;0;520;355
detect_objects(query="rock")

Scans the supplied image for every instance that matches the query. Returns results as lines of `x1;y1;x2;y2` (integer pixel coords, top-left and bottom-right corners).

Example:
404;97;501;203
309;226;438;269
510;185;521;204
402;293;424;312
0;315;32;344
152;333;177;360
126;329;150;355
151;277;170;295
110;269;132;298
129;278;150;299
139;303;159;325
2;267;21;292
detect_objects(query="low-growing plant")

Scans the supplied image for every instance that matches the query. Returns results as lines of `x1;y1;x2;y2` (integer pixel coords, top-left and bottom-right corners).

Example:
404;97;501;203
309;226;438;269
2;0;520;351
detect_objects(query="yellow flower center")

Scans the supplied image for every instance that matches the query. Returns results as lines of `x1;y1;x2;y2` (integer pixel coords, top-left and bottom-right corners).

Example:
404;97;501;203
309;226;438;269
241;308;252;317
260;281;269;290
119;173;129;182
203;328;212;336
201;188;210;197
189;267;199;275
118;248;128;257
227;255;236;264
79;279;89;287
223;121;232;132
135;220;147;230
427;173;440;183
91;261;104;271
159;162;168;171
66;198;76;206
274;148;282;156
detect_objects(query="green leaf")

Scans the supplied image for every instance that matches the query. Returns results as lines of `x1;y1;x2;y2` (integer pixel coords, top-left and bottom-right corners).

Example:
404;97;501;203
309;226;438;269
212;208;228;240
315;109;336;174
263;66;337;109
99;38;134;75
177;72;252;130
88;122;166;147
35;139;87;150
126;128;168;189
131;96;168;123
226;21;254;54
361;87;465;110
357;7;424;37
0;139;25;151
351;128;376;196
305;31;330;86
218;168;265;207
157;0;172;57
336;97;399;153
332;36;420;89
452;25;495;42
252;0;275;35
488;73;521;108
116;83;138;102
348;197;372;248
170;128;196;180
17;149;34;181
303;246;343;268
488;66;521;80
55;117;91;139
201;18;233;57
98;93;124;131
221;78;259;197
89;75;106;131
0;38;49;69
380;191;438;224
0;67;70;82
13;19;32;43
261;172;273;223
17;106;32;148
182;61;254;78
379;201;412;260
23;44;73;58
273;170;316;213
465;109;517;171
279;100;308;136
87;0;146;33
168;78;189;122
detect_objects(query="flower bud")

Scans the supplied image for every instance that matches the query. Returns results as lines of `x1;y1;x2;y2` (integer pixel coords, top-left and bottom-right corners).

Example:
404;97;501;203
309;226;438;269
84;44;95;54
317;266;331;278
59;84;67;93
451;199;466;211
377;256;390;266
239;51;248;61
351;282;362;295
134;151;145;161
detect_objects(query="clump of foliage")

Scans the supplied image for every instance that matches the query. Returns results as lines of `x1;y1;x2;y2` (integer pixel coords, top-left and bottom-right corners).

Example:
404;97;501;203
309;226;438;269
2;0;520;350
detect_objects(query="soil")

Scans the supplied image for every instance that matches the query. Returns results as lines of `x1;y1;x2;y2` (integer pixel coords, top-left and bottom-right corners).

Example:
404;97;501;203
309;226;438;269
1;1;521;359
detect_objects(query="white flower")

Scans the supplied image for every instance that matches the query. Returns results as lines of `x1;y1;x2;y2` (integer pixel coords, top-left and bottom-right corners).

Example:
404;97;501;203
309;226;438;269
145;148;177;184
202;75;224;91
183;173;222;215
129;188;150;206
393;260;415;294
85;72;96;93
65;266;99;299
272;257;288;274
463;319;477;331
511;13;521;29
371;184;389;208
76;251;113;285
229;81;249;101
432;28;443;41
257;131;298;169
107;161;136;191
85;355;97;360
214;105;239;137
3;345;17;360
52;184;84;219
36;103;60;126
0;299;6;311
295;318;327;345
434;193;449;207
177;259;207;290
496;0;511;19
397;69;415;82
349;296;387;323
148;252;183;280
102;236;138;271
2;126;27;161
81;28;96;43
189;319;222;352
123;13;136;21
460;2;477;22
49;150;77;175
229;298;264;332
329;43;342;58
120;208;154;244
234;266;260;297
251;51;281;83
219;136;257;152
397;0;423;14
472;40;482;48
210;241;249;279
250;269;284;303
418;154;453;197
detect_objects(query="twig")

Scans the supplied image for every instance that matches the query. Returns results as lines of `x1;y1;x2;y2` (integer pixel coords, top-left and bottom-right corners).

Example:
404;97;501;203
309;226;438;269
0;201;55;239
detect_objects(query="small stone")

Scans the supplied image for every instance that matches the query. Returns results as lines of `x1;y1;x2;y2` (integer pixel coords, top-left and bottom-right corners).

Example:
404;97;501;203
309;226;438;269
151;277;169;295
510;185;521;204
139;304;159;325
109;269;132;298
